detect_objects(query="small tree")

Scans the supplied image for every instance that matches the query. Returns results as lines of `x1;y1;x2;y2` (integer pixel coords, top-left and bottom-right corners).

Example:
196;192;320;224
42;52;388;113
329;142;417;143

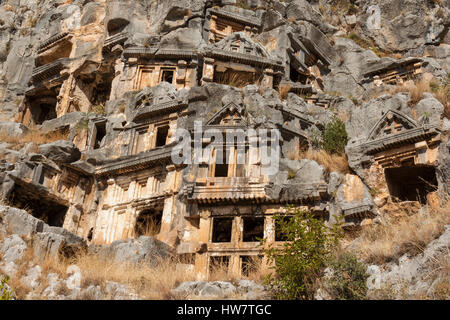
326;252;369;300
261;208;343;300
321;117;348;154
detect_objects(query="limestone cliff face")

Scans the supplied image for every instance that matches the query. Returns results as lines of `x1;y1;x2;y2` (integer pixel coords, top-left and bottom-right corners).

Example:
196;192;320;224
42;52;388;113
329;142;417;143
0;0;448;279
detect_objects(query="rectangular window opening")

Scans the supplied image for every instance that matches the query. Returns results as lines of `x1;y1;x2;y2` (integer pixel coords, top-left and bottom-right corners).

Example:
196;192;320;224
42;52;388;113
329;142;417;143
209;256;230;275
214;163;229;177
155;125;169;147
93;121;106;149
212;217;233;242
243;217;264;242
275;216;293;242
178;253;196;265
241;255;262;277
385;165;437;204
161;69;175;84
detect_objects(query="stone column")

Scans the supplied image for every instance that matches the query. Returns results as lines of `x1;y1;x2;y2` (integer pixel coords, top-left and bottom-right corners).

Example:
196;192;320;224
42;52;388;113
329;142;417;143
176;60;187;89
208;15;218;42
201;58;215;85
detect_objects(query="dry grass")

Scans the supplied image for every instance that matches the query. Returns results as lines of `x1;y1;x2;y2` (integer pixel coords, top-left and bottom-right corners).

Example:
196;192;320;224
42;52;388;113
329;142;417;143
389;79;431;106
299;150;351;174
0;128;69;150
386;77;449;112
349;199;450;264
70;254;196;299
136;216;161;238
215;70;261;88
279;84;292;100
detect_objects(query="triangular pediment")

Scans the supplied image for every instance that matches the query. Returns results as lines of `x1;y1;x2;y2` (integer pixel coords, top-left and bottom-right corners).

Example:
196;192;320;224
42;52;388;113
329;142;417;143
213;32;271;58
206;102;246;126
367;110;417;141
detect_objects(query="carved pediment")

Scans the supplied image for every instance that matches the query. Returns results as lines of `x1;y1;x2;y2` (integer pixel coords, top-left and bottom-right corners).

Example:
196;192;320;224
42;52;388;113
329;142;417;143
213;32;271;58
367;110;417;141
206;102;246;126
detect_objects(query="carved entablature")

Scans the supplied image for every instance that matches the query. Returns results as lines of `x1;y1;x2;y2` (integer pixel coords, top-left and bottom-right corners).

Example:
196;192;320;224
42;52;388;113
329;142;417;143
122;47;198;91
201;32;282;88
203;32;281;68
205;102;246;127
103;32;128;53
367;110;417;141
341;204;376;229
206;7;262;43
134;98;188;123
29;58;72;87
38;32;72;54
95;146;174;177
357;110;441;167
275;183;328;203
363;58;423;86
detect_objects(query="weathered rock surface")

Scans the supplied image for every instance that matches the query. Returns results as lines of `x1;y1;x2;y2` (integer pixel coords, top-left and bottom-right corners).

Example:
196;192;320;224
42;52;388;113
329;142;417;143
39;140;81;163
367;225;450;299
88;235;173;266
172;280;268;299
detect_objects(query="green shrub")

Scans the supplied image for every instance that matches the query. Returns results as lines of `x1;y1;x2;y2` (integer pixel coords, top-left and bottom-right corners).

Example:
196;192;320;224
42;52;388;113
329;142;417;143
326;253;369;300
0;276;14;300
90;104;106;116
261;208;343;300
321;117;348;154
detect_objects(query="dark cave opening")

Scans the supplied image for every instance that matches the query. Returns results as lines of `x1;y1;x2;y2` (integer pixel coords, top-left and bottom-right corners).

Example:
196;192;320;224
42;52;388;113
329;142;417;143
385;166;438;204
10;185;68;227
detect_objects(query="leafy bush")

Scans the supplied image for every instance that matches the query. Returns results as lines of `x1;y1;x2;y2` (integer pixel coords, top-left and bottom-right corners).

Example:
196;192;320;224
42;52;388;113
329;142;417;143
321;117;348;154
325;253;369;300
90;104;106;116
261;208;343;300
0;276;14;300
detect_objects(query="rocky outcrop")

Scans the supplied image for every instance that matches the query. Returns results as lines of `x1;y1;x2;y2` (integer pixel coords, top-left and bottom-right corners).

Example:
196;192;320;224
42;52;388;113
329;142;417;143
172;279;268;299
367;225;450;299
88;236;173;266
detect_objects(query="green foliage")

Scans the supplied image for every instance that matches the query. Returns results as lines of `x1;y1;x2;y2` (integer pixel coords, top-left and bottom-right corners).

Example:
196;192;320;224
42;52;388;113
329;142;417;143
287;169;296;180
326;253;369;300
90;104;106;116
75;114;89;133
261;208;343;300
321;117;348;154
0;276;14;300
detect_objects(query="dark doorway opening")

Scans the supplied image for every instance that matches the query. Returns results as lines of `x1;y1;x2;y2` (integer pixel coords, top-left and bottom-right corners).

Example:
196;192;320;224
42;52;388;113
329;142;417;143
135;208;163;237
28;88;59;125
87;228;94;241
385;166;437;204
212;217;233;242
290;67;308;83
155;125;169;147
242;217;264;242
93;121;106;149
161;69;175;84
